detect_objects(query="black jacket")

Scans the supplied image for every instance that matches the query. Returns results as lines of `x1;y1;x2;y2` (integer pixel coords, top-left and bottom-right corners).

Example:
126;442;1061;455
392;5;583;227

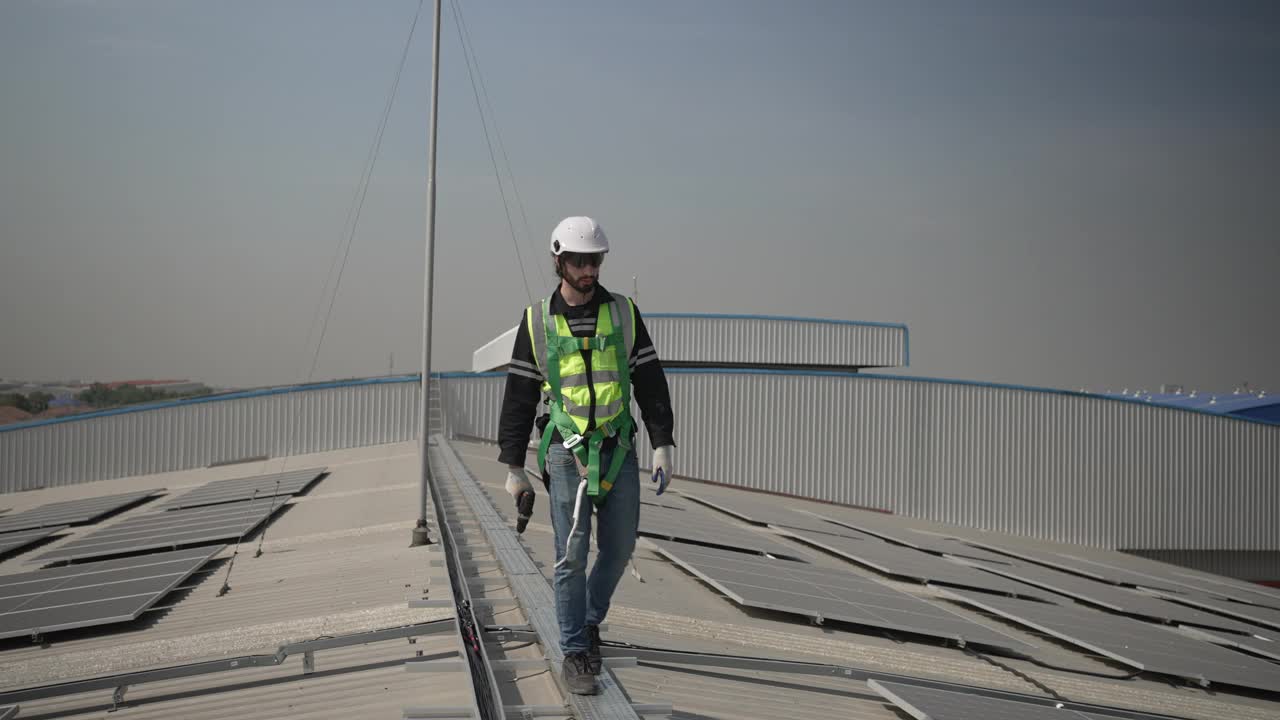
497;285;675;468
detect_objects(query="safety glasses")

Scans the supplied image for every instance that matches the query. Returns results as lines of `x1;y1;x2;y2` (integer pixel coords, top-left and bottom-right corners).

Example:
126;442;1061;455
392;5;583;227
562;252;604;268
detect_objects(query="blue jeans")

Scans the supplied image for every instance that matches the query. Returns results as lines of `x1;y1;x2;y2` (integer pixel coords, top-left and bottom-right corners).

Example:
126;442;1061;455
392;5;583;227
545;442;640;655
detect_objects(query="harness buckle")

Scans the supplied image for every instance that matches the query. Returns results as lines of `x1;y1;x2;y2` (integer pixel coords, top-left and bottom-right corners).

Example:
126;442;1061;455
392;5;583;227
599;421;616;439
562;433;584;450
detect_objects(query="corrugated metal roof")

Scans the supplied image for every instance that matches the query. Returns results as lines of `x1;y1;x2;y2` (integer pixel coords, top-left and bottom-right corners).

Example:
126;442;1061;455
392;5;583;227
3;439;1280;720
0;445;462;719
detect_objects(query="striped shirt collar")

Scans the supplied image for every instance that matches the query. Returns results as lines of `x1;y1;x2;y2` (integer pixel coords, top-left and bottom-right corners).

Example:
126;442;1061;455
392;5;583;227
548;285;614;317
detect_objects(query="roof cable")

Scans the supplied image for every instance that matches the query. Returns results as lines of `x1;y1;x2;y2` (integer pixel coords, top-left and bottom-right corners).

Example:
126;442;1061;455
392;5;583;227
266;0;426;482
218;488;260;596
253;477;286;558
448;0;535;305
451;0;547;291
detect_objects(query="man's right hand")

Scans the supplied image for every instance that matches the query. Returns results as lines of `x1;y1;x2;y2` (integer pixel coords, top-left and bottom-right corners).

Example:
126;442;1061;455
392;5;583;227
506;466;536;534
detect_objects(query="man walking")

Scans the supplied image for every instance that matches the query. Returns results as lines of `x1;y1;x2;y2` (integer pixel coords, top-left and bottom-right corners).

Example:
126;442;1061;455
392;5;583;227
498;216;676;695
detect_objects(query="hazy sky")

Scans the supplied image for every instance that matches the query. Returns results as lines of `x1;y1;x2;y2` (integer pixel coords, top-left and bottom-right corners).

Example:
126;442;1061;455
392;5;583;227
2;1;1277;392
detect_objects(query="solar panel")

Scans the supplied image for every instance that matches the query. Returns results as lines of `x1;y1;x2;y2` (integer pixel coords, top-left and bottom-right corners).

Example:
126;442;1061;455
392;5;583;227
1052;554;1243;598
942;589;1280;692
955;540;1188;592
799;513;1022;565
0;545;223;640
679;491;877;540
159;467;326;510
1147;589;1280;632
1169;570;1280;608
956;559;1267;635
639;499;806;560
1179;626;1280;662
1068;550;1280;607
867;679;1171;720
0;526;67;558
779;529;1049;600
0;490;161;534
32;499;285;564
647;538;1035;655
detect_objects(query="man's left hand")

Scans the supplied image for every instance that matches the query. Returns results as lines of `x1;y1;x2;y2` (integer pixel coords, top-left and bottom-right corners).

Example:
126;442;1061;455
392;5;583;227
652;445;674;495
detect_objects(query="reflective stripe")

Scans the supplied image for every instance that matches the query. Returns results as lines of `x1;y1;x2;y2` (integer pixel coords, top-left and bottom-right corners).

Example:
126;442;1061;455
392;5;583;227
509;358;541;373
529;301;548;374
631;347;658;368
508;366;542;381
611;297;635;358
562;396;623;418
560;370;620;388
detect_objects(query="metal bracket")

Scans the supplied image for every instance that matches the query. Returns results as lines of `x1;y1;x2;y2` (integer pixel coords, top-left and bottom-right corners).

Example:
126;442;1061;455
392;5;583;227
110;685;127;712
411;598;518;610
0;620;454;707
302;650;315;675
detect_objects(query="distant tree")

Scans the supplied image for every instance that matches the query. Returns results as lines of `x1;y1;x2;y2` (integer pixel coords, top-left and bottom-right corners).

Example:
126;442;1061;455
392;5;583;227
0;393;31;412
26;391;52;414
76;383;210;409
77;383;112;407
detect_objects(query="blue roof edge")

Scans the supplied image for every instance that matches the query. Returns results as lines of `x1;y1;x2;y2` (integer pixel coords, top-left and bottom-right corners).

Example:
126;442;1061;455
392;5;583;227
4;368;1274;433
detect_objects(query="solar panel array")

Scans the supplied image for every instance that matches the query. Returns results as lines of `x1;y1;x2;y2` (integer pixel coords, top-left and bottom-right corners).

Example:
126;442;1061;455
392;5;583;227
1170;571;1280;608
675;489;1280;697
867;679;1173;720
887;533;1021;566
1060;550;1280;607
33;498;286;564
678;491;872;540
0;490;161;534
958;559;1267;635
942;590;1280;692
0;545;224;640
955;540;1189;592
1179;626;1280;664
647;538;1035;654
0;526;67;558
639;498;805;559
159;467;325;510
799;512;1025;565
779;529;1049;600
1149;589;1280;632
1049;554;1221;595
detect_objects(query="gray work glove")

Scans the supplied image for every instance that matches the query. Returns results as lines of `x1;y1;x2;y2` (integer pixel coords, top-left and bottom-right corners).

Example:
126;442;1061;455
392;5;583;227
651;446;674;495
506;466;536;534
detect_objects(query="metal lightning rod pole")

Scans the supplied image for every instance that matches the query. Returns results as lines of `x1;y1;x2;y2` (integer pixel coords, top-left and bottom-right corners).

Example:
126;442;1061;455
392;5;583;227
413;0;443;547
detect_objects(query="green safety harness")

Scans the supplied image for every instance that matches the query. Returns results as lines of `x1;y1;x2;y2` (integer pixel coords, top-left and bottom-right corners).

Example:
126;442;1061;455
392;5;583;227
535;298;633;506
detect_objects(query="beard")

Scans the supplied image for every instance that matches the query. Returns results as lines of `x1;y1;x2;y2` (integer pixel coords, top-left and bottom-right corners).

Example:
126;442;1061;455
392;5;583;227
568;272;597;294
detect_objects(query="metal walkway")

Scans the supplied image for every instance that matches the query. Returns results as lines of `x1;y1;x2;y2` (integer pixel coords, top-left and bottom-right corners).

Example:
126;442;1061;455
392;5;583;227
403;437;667;719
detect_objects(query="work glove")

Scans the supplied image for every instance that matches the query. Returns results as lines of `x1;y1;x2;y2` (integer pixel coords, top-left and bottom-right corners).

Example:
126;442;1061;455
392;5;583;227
651;446;674;495
506;466;536;534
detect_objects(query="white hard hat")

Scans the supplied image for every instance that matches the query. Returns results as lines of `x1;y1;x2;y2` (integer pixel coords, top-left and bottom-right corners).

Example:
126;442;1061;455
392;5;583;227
550;216;609;256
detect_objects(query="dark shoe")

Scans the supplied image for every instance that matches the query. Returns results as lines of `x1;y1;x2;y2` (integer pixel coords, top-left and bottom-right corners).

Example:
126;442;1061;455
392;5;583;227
562;652;598;695
585;624;603;674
